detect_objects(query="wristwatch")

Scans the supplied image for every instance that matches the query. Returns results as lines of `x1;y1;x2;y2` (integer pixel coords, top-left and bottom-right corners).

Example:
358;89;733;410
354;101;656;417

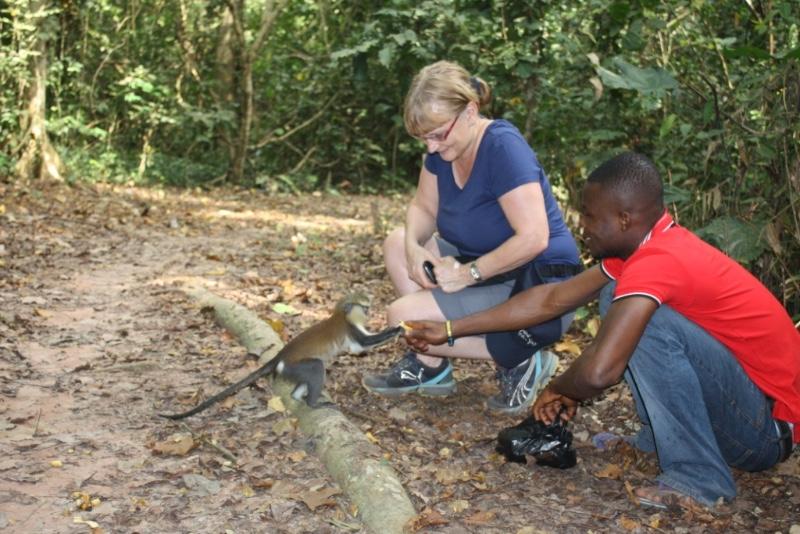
469;261;483;282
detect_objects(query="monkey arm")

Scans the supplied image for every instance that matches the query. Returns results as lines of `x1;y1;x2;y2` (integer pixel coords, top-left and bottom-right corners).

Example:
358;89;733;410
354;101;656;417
350;325;403;351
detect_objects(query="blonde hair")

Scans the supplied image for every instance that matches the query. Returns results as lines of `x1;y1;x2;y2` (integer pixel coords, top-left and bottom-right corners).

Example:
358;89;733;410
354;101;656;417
403;60;492;137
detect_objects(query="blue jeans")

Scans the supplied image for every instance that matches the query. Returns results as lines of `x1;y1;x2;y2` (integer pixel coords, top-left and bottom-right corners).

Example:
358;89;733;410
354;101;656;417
599;284;785;506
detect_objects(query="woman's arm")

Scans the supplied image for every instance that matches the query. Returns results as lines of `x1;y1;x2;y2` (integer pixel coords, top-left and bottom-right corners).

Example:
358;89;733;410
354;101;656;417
434;181;549;292
479;181;548;278
404;165;441;286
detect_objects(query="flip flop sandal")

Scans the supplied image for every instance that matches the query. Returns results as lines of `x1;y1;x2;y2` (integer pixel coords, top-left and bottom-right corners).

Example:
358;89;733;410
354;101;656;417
635;482;700;511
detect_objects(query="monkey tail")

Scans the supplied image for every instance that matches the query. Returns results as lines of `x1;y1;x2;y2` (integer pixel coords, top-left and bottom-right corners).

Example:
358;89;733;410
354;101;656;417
159;358;280;420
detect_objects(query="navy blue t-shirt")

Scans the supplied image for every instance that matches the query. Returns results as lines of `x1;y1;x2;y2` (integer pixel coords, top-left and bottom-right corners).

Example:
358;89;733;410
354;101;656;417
424;119;579;265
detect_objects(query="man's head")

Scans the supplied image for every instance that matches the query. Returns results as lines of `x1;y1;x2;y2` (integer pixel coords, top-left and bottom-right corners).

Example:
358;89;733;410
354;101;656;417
580;152;666;260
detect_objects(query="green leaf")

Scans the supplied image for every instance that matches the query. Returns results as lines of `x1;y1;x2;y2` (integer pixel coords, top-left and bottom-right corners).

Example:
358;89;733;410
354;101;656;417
696;217;767;265
391;29;417;45
378;43;396;68
658;114;677;139
595;57;679;96
777;46;800;60
586;129;625;142
663;183;692;205
722;46;772;60
271;303;300;316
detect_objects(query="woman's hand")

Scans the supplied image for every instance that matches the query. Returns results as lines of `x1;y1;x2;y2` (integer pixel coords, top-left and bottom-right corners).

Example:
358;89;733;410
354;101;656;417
402;320;448;352
433;256;473;293
405;244;438;289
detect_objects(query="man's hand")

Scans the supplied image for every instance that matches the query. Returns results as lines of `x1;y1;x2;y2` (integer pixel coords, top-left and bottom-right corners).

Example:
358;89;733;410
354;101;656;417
532;385;578;424
401;320;448;352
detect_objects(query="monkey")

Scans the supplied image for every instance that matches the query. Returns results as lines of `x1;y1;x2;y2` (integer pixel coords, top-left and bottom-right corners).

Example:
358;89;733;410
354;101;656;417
160;293;402;419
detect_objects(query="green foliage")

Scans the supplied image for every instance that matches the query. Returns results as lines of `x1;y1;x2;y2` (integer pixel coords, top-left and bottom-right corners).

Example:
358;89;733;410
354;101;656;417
696;216;768;265
2;0;798;315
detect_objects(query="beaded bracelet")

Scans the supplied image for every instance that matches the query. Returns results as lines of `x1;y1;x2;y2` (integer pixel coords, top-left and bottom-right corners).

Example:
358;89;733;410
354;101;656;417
445;320;454;347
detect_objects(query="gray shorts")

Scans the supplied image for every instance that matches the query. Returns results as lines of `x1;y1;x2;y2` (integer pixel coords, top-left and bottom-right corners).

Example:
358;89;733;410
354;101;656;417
430;236;515;321
431;236;577;368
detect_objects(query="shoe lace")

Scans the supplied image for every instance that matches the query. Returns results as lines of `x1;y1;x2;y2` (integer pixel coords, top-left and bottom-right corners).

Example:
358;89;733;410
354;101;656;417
498;357;536;406
496;366;520;402
390;353;424;382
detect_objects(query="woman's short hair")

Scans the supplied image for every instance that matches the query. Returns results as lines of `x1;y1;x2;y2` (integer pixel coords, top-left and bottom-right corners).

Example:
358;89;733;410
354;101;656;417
403;60;492;137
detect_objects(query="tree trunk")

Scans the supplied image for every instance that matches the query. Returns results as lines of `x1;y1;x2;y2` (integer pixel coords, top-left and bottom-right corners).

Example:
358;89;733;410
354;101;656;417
15;0;64;182
224;0;287;183
182;286;418;534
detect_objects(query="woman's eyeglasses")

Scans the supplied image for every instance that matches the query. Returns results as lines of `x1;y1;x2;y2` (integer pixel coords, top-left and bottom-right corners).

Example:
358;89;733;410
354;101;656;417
420;113;460;143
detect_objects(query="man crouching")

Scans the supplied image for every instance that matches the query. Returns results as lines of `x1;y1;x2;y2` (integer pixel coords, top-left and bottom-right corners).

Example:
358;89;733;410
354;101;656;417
404;152;799;509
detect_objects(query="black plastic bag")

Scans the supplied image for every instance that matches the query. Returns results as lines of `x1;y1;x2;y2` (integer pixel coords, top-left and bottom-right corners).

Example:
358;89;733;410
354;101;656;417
496;416;577;469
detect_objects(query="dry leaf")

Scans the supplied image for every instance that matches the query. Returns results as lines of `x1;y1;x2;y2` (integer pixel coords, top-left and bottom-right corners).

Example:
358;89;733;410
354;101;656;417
649;514;662;529
268;396;286;412
594;463;623;480
364;431;379;444
240;484;255;498
585;317;600;337
266;318;284;334
272;417;295;436
434;467;470;485
406;508;448;531
554;339;582;355
624;480;638;505
35;308;53;318
287;450;307;462
449;499;470;513
50;459;63;468
300;486;340;511
618;515;640;531
150;434;196;456
465;509;497;525
73;516;101;529
250;478;274;489
271;479;301;498
72;492;93;511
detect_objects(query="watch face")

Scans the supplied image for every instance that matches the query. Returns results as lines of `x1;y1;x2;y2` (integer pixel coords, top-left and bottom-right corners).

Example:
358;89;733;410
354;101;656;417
470;263;481;281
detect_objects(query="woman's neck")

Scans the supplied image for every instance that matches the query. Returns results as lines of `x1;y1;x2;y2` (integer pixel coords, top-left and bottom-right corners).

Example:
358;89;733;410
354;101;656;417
452;117;491;186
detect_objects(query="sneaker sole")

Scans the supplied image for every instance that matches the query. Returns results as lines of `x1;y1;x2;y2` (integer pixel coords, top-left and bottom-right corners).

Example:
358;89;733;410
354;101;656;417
487;351;558;415
361;379;457;398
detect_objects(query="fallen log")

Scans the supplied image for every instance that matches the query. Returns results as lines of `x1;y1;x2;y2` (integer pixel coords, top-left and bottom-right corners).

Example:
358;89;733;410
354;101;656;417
183;286;417;534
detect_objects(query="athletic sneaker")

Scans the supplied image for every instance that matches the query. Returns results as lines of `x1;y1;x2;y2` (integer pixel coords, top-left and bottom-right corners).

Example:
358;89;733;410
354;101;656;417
486;350;557;414
362;352;456;397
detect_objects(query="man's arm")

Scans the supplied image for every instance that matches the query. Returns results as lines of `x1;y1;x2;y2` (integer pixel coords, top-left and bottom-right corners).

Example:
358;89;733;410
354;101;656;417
551;295;658;398
403;265;609;350
533;295;658;423
453;265;610;335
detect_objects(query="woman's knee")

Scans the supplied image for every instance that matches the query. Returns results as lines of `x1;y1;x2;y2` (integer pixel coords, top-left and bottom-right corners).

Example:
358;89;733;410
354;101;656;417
383;227;405;266
387;292;442;323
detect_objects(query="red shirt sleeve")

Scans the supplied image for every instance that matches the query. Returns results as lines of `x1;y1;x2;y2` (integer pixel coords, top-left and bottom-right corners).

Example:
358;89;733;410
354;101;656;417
606;247;693;306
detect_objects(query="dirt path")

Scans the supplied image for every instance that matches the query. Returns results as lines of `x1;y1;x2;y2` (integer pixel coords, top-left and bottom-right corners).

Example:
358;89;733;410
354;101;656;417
1;181;798;533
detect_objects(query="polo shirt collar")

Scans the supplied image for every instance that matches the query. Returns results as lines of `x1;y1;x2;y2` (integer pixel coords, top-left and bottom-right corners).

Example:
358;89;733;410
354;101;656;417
639;210;675;248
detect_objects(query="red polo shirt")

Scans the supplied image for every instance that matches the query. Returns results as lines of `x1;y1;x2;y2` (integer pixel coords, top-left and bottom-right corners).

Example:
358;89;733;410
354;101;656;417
601;212;800;442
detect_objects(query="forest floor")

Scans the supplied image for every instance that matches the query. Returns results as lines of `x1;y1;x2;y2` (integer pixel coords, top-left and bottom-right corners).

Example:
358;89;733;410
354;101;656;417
1;179;799;534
